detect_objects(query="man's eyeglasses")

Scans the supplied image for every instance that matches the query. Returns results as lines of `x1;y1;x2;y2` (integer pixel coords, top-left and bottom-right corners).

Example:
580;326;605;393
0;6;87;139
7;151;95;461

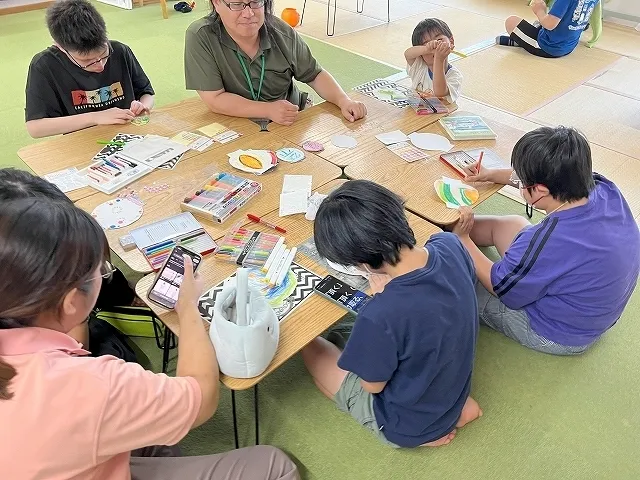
221;0;265;11
66;44;111;70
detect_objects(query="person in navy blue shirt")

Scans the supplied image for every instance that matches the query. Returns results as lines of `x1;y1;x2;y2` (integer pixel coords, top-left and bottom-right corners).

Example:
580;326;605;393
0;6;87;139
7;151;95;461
496;0;600;58
302;180;482;448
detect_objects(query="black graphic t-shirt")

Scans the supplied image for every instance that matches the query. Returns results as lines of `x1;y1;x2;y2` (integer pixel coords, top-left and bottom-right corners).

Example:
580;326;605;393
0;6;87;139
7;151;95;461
25;40;154;121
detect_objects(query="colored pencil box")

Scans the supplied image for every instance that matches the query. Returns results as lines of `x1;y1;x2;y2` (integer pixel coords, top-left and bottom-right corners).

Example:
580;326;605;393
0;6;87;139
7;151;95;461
142;229;218;271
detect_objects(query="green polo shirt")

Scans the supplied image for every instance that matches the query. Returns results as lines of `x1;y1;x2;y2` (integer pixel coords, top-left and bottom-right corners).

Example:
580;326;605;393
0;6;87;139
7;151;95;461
184;15;323;110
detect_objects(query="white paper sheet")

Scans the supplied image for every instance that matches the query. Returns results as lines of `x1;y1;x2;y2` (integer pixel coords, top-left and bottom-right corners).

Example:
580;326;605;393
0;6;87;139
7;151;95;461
44;167;88;193
375;130;409;145
279;191;310;216
282;175;312;195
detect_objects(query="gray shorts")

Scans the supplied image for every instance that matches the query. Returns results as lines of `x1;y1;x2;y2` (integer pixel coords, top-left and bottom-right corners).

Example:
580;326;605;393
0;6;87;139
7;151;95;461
475;282;591;356
334;372;400;448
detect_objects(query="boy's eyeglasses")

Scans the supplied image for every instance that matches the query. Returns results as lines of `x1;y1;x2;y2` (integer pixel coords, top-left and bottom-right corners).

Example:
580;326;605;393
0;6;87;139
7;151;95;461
66;44;111;70
510;170;537;218
221;0;265;11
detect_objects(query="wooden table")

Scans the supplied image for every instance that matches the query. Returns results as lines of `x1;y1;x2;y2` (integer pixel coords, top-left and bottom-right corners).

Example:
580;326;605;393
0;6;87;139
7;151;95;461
76;132;342;274
135;179;443;390
345;112;526;225
268;91;457;168
18;97;260;202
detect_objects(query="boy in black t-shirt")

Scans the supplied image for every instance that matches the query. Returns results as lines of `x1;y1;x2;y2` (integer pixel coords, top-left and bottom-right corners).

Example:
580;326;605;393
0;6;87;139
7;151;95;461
303;180;482;447
25;0;155;138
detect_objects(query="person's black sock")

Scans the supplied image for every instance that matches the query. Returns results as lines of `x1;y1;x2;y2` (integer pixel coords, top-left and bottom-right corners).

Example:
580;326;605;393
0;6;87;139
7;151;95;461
496;35;518;47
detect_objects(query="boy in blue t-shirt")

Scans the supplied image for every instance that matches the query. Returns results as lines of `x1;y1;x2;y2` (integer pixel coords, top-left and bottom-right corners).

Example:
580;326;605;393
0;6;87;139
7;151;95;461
302;180;482;448
496;0;599;58
457;126;640;355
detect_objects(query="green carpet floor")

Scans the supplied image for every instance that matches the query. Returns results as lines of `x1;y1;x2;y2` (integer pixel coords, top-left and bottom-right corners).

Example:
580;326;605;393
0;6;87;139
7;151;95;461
2;3;639;479
0;3;399;170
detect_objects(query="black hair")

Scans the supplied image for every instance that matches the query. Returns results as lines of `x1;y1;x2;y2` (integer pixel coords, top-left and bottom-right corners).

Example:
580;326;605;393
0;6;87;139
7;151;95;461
46;0;108;54
0;168;71;203
411;18;453;46
314;180;416;269
0;199;109;399
511;126;595;202
207;0;274;29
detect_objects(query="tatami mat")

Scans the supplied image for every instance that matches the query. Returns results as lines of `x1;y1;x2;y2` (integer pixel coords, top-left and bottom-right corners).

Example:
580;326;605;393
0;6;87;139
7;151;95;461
279;0;384;38
528;85;640;160
454;45;620;115
587;57;640;101
427;0;532;20
584;22;640;60
327;7;504;67
301;0;440;23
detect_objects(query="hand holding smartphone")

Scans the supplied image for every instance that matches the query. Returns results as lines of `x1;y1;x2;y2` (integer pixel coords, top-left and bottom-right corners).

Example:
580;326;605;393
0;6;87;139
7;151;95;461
314;274;372;315
148;246;202;309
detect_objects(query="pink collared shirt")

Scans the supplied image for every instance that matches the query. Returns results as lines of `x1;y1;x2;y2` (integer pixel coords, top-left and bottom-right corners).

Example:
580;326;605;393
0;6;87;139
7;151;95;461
0;327;201;480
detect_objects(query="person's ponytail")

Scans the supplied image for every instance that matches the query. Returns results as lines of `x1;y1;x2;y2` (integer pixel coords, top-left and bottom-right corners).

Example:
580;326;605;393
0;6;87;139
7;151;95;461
0;358;17;400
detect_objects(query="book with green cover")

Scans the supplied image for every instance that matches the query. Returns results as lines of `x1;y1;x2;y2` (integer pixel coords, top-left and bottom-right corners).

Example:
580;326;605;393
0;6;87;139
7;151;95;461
439;115;497;140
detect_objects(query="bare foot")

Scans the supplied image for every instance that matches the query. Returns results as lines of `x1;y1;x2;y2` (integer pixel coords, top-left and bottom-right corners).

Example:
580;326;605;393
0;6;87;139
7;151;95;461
456;396;483;429
421;429;456;447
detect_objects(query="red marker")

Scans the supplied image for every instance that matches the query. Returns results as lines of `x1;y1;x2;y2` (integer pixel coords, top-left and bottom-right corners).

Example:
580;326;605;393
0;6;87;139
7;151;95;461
476;150;484;173
247;214;287;234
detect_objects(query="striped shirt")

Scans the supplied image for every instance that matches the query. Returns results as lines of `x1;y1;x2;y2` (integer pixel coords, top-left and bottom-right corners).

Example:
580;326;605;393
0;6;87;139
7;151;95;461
491;174;639;346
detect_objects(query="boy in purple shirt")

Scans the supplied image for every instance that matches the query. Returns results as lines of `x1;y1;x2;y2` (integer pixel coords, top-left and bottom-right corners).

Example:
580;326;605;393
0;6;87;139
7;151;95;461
455;126;640;355
302;181;482;447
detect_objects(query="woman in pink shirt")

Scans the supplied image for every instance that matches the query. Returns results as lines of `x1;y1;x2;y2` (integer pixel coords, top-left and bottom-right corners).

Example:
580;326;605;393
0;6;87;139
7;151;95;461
0;198;299;480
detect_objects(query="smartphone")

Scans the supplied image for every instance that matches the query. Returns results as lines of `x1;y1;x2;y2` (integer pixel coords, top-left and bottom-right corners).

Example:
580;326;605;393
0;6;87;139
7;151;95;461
314;274;372;314
148;245;202;309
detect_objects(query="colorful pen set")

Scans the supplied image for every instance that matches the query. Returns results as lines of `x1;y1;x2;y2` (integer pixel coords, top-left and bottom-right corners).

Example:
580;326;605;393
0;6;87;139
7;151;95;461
181;172;262;224
143;230;218;270
216;225;283;267
84;155;139;185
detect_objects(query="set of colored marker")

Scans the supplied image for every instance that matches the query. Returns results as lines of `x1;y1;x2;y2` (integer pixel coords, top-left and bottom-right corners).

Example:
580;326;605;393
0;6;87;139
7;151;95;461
261;239;297;287
181;172;262;224
79;154;151;194
216;225;282;268
143;230;218;270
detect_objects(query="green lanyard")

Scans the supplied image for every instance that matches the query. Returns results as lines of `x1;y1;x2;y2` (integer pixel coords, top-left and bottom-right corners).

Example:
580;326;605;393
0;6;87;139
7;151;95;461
236;52;265;101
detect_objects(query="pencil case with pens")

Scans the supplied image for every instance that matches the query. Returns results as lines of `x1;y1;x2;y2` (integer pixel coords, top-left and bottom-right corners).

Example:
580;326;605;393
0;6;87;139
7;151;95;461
78;154;152;194
216;223;283;268
180;172;262;224
142;230;218;271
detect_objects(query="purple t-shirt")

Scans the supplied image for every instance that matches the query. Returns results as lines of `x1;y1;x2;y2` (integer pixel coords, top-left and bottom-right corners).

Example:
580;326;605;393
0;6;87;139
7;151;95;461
491;174;639;346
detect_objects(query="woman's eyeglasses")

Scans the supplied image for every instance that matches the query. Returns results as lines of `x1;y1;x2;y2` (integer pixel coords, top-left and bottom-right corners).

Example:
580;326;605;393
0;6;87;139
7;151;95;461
221;0;265;11
101;261;115;281
66;45;111;70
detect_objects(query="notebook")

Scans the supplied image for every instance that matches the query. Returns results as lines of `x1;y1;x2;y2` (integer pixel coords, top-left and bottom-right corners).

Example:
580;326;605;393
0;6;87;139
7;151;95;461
439;116;497;140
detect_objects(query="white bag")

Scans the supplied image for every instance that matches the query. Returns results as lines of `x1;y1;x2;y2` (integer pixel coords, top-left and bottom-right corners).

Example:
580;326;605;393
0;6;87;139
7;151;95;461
209;271;279;378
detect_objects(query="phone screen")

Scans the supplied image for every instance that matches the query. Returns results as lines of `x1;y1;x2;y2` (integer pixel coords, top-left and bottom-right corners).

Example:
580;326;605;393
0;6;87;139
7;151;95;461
148;246;201;309
314;275;371;314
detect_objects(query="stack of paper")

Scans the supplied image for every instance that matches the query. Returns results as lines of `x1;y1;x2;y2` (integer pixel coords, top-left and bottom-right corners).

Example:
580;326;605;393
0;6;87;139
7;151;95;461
198;123;241;144
170;131;214;152
120;135;190;169
280;175;312;217
375;130;428;163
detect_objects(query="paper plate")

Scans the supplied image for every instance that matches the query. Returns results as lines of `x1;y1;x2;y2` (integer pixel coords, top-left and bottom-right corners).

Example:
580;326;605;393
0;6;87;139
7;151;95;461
434;177;479;209
408;132;453;152
331;134;358;149
91;197;143;230
302;140;324;152
228;149;277;175
276;147;305;163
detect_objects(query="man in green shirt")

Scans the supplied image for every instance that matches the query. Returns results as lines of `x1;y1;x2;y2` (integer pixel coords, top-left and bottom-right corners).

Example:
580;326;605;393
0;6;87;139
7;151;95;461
184;0;367;126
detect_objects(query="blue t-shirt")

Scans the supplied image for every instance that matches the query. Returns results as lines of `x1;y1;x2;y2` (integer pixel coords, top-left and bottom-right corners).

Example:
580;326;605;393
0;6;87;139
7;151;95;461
492;174;640;346
538;0;600;57
337;233;478;447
